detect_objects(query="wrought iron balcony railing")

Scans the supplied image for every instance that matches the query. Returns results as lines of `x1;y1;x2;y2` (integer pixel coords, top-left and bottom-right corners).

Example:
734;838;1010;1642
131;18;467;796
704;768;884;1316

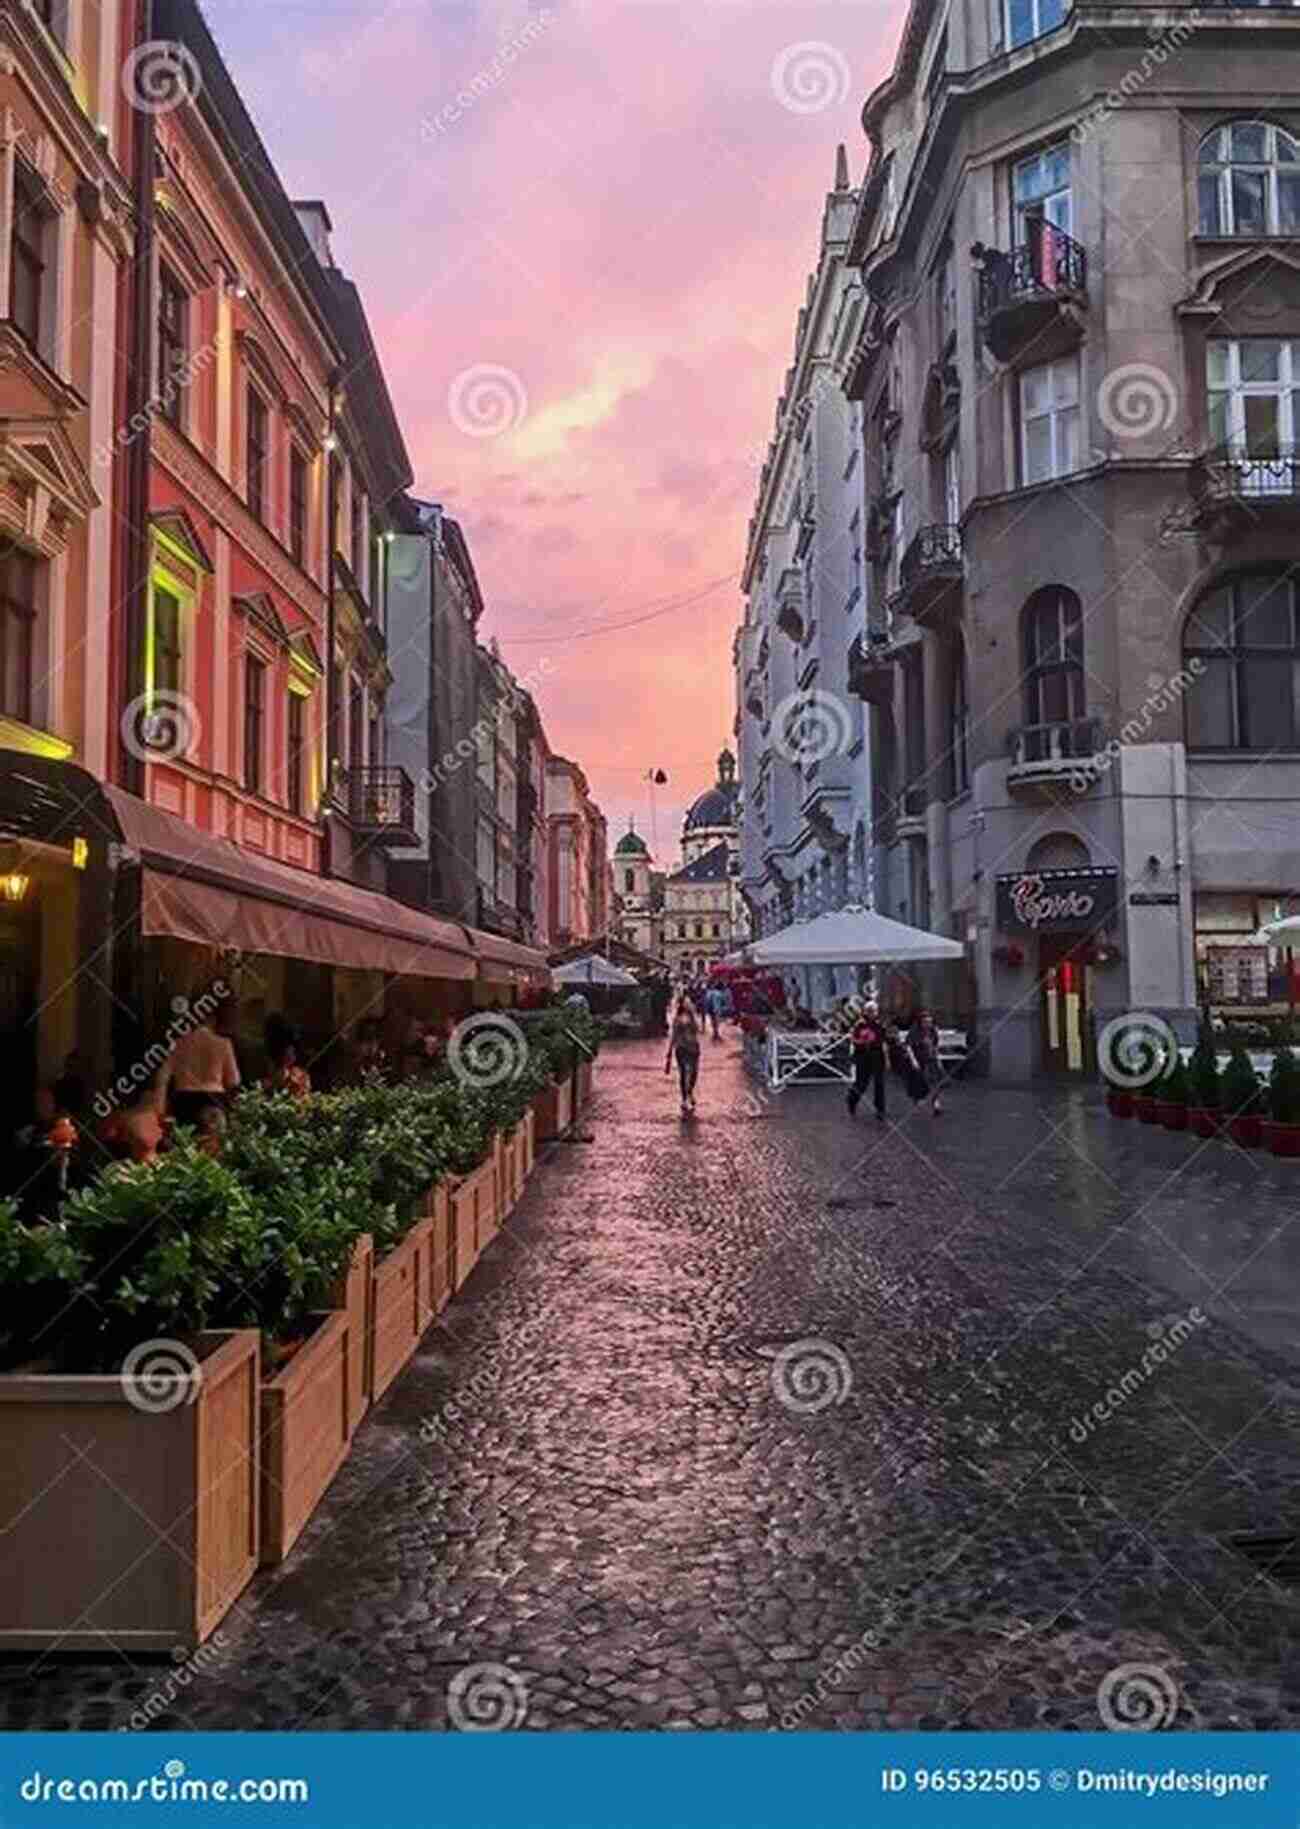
1193;443;1300;508
899;523;963;592
976;224;1087;320
345;765;418;844
1007;716;1105;778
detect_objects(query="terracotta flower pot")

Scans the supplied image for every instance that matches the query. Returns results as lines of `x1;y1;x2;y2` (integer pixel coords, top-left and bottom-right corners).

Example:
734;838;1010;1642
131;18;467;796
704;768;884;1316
1106;1089;1134;1119
1228;1114;1264;1149
1188;1106;1220;1140
1134;1094;1159;1123
1156;1101;1187;1131
1265;1119;1300;1159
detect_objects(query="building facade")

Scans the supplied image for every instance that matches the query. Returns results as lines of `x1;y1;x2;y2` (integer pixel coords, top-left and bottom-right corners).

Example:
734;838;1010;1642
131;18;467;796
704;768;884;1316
546;754;607;947
473;640;523;940
662;749;747;976
830;0;1300;1078
385;497;483;924
612;822;663;957
736;150;873;1007
515;689;550;949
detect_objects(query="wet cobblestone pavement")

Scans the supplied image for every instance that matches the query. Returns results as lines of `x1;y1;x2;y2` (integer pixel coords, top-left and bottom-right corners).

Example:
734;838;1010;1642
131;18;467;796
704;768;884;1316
7;1036;1300;1732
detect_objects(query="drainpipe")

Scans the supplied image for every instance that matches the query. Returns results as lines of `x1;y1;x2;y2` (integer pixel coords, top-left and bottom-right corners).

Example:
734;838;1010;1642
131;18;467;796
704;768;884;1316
120;0;157;797
321;378;339;877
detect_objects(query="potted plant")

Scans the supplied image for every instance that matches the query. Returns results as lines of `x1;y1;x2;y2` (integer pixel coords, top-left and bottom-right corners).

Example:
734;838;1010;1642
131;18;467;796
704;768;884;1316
1265;1047;1300;1158
1154;1058;1190;1131
1221;1044;1265;1149
1186;1032;1222;1139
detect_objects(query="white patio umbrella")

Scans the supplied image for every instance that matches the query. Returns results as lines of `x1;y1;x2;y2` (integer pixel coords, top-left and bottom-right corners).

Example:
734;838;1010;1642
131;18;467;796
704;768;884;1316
553;954;639;987
1253;915;1300;944
748;904;966;967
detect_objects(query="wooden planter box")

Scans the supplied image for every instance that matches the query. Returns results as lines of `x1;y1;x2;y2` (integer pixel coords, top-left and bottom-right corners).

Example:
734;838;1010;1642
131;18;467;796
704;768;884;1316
519;1106;536;1180
1227;1114;1264;1149
427;1182;455;1320
1106;1089;1134;1119
1265;1119;1300;1158
534;1077;573;1142
451;1155;497;1289
0;1329;259;1652
329;1233;373;1431
1134;1094;1159;1123
577;1059;594;1106
260;1311;352;1567
1156;1101;1188;1131
1188;1105;1219;1139
371;1222;425;1402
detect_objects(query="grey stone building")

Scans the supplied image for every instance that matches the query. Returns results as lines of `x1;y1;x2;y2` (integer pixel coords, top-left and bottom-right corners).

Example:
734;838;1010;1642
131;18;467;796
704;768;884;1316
385;497;483;924
840;0;1300;1080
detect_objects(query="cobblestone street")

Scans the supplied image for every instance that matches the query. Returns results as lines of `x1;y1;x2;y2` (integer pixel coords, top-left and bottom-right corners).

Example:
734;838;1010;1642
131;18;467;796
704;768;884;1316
8;1037;1300;1733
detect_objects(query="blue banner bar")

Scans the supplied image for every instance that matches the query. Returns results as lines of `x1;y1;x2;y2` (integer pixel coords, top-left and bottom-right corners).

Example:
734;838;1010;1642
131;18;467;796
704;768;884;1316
1;1734;1297;1827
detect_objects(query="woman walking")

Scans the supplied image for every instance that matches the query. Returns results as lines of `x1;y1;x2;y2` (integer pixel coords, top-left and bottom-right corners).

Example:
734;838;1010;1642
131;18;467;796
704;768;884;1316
665;999;702;1114
908;1008;944;1115
846;1000;888;1122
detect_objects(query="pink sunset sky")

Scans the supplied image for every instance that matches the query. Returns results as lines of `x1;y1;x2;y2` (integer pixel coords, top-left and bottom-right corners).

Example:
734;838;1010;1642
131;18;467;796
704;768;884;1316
207;0;903;862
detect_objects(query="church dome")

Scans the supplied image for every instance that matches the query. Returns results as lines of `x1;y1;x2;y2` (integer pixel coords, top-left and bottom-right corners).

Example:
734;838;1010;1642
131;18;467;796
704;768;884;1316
684;748;739;832
615;826;649;856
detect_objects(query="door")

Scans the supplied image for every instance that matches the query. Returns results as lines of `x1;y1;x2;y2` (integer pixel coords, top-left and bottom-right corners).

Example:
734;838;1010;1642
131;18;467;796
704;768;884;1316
1039;935;1090;1075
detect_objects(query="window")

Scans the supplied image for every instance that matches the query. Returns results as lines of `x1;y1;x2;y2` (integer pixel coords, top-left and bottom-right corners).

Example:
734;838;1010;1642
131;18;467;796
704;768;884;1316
11;164;48;352
1006;0;1066;49
950;634;971;794
712;922;721;938
151;584;182;699
289;447;308;565
1207;339;1300;485
244;655;266;794
1013;144;1071;245
1183;570;1300;751
348;679;364;771
935;246;956;349
1020;356;1079;484
368;709;381;770
694;922;703;939
246;387;268;521
624;868;635;892
1199;121;1300;238
157;268;188;427
944;442;961;525
287;691;306;815
875;155;897;248
0;545;37;724
678;923;687;939
350;482;364;575
1024;587;1084;726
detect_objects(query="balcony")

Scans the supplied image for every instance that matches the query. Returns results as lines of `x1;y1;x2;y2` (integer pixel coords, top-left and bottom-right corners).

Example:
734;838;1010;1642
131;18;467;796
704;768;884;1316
1006;717;1106;791
345;765;418;846
892;524;963;627
973;225;1087;364
1189;444;1300;541
846;630;897;706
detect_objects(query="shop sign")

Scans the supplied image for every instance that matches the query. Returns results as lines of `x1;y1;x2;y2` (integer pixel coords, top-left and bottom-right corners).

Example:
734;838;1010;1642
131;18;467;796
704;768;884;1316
1129;891;1178;907
996;867;1118;933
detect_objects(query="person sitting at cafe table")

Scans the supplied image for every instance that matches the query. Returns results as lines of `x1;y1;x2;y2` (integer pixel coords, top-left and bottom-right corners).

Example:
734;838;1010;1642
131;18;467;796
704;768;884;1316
100;1074;168;1165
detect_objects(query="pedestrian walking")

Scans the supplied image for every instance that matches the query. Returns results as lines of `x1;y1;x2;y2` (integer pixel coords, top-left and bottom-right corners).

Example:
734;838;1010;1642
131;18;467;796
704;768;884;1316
665;999;702;1114
706;983;725;1041
908;1008;944;1114
160;1002;241;1125
846;1000;887;1121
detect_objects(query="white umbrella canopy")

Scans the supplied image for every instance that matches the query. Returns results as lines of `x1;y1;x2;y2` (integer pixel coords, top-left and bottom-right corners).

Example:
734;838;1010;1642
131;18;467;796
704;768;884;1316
749;904;966;966
553;954;639;987
1254;915;1300;943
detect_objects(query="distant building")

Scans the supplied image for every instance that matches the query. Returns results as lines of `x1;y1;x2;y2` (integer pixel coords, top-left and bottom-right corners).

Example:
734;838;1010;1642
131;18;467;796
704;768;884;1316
662;750;748;975
547;756;607;946
516;691;551;949
613;822;663;957
475;642;522;940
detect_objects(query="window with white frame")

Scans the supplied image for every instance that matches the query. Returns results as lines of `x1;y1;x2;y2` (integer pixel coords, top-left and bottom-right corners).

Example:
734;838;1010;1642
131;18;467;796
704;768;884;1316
1020;355;1080;485
1006;0;1066;50
1198;121;1300;238
1208;338;1300;475
1012;144;1071;245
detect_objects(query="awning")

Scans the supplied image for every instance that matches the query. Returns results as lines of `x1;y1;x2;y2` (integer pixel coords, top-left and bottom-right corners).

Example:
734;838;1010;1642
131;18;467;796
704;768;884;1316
748;905;966;967
474;928;552;987
553;954;638;987
103;787;476;982
1254;915;1300;944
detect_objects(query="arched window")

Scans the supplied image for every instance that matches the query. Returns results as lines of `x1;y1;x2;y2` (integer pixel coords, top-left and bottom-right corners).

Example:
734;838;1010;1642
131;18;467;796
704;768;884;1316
950;634;971;795
1023;587;1084;727
1183;568;1300;750
1198;121;1300;238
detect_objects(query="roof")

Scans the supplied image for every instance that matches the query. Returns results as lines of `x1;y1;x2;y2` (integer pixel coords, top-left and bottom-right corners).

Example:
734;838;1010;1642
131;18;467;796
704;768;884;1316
668;841;733;885
318;268;412;510
684;784;739;832
614;828;649;856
